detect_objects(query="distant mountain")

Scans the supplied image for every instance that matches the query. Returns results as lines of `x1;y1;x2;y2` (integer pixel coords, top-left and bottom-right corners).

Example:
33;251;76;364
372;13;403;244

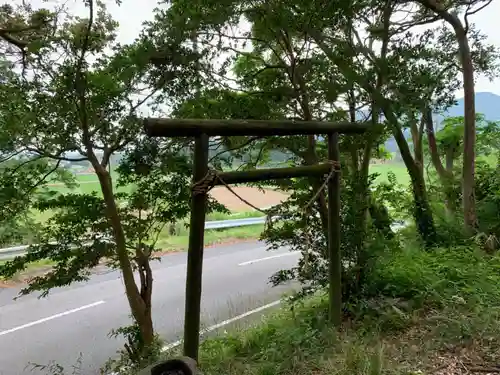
441;92;500;121
385;91;500;154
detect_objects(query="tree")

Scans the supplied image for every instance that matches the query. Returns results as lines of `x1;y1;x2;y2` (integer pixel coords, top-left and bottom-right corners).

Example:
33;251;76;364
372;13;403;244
146;0;400;308
0;0;216;362
146;0;498;316
425;114;500;215
414;0;499;233
0;157;72;247
292;0;497;243
0;2;59;68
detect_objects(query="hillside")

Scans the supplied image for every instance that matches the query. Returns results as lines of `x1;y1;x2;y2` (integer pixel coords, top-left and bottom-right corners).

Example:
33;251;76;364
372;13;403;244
443;92;500;121
385;91;500;154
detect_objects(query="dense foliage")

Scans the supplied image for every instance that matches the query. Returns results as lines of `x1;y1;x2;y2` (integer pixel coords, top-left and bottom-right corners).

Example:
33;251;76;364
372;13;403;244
0;0;499;373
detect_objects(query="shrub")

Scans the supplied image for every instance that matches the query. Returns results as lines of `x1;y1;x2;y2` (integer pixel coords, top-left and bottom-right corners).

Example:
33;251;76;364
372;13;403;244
364;244;500;309
476;160;500;242
264;168;404;304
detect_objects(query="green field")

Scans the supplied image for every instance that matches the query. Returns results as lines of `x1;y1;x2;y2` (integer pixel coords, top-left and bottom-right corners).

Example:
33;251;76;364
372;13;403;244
50;163;411;195
48;170;125;195
370;163;409;185
369;153;498;187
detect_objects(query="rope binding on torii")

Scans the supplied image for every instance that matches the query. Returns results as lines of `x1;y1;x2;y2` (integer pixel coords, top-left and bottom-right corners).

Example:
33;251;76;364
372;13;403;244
189;160;342;270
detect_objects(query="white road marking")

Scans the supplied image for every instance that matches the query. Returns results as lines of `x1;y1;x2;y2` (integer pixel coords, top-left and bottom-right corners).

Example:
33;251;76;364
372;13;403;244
238;251;300;266
0;300;106;337
161;299;282;352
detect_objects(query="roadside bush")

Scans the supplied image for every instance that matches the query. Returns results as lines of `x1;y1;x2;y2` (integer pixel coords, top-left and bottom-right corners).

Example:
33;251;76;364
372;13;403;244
197;293;401;375
102;322;164;375
0;214;41;247
264;168;406;304
422;158;500;250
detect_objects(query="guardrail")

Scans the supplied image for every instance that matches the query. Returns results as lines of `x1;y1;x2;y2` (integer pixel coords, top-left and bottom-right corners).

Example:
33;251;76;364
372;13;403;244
0;217;268;261
0;217;408;261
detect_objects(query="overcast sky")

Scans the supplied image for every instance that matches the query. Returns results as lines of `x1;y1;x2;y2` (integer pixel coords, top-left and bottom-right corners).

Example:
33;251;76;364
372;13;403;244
20;0;500;96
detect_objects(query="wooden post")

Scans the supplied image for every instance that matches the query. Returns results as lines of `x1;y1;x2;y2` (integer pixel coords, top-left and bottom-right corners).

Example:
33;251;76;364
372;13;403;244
183;133;209;361
142;117;369;357
144;118;370;137
327;132;342;326
214;164;332;185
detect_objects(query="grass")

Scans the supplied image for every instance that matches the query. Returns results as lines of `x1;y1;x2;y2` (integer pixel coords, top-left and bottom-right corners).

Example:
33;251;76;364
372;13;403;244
175;243;500;375
43;150;500;196
27;208;265;233
0;258;55;284
370;163;410;185
47;171;130;195
148;210;266;252
43;161;412;199
156;224;264;252
369;153;498;187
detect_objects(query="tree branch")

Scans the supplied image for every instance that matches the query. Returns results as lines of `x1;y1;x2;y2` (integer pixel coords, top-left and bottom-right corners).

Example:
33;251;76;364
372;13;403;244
424;106;451;181
464;0;492;33
0;30;28;49
25;147;88;162
0;149;27;163
73;0;98;167
25;159;62;196
208;136;262;163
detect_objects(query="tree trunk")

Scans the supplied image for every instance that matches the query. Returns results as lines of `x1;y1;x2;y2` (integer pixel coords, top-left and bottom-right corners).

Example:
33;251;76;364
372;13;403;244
444;149;459;214
306;136;329;232
388;113;437;246
457;27;478;233
424;109;456;215
280;31;330;245
137;254;154;352
309;27;436;244
417;0;478;233
348;90;372;294
410;113;424;169
410;168;436;246
94;164;155;351
445;150;454;173
425;108;449;180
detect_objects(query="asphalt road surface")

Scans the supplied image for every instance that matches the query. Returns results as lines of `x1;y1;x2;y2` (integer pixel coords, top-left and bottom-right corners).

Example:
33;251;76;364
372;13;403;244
0;241;300;375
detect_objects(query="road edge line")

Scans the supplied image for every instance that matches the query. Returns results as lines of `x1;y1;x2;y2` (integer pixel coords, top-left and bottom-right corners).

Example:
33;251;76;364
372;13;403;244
161;299;282;352
107;299;282;375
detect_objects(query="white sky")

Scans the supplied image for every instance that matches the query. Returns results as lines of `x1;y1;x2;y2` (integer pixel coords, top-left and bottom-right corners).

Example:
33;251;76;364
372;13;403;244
15;0;500;96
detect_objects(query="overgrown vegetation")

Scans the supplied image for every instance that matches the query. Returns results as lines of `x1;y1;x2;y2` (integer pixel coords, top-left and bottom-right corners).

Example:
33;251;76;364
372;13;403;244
195;239;500;375
1;0;500;374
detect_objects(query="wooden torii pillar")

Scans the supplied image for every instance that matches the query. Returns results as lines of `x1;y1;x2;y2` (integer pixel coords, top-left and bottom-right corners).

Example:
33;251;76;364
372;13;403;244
143;118;369;360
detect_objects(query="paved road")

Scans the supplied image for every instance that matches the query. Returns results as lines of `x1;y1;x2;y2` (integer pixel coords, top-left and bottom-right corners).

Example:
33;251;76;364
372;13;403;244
0;242;299;375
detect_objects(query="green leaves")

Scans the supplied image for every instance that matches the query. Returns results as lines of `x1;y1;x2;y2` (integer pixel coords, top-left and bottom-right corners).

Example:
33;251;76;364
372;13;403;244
0;3;55;52
427;114;500;160
0;1;208;303
0;192;114;295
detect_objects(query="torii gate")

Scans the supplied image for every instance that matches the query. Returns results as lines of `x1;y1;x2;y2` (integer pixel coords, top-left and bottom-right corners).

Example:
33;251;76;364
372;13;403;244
143;118;368;360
